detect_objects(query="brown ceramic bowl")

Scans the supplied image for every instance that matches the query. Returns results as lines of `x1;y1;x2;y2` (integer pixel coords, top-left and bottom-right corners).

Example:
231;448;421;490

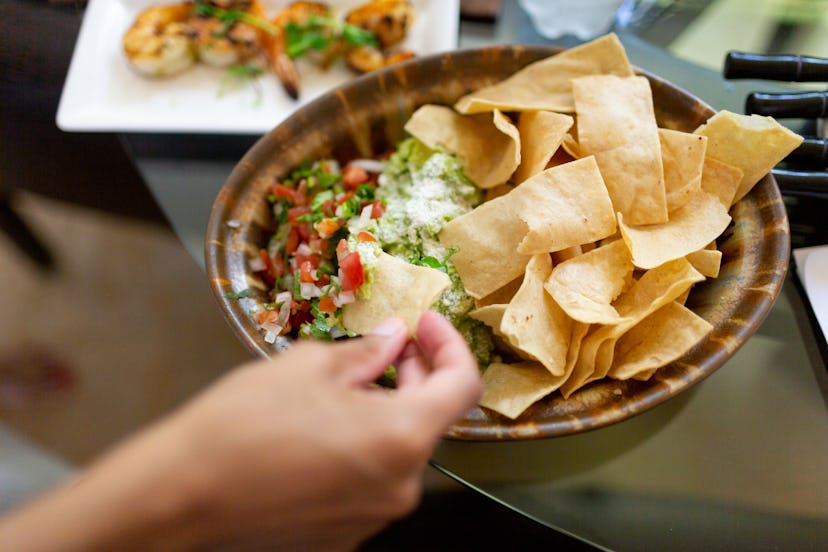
205;45;790;441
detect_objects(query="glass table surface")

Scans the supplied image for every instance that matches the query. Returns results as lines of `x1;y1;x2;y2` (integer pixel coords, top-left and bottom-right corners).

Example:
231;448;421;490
124;1;828;548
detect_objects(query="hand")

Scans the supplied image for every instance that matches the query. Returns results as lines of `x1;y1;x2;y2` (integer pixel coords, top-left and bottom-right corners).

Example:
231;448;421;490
0;311;482;551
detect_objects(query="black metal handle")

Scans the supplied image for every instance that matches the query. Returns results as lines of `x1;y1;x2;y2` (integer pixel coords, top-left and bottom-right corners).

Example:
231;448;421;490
785;138;828;167
772;168;828;195
725;52;828;82
745;91;828;119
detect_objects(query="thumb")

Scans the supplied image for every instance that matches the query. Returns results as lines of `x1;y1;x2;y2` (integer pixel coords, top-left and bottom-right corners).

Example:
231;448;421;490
328;318;410;387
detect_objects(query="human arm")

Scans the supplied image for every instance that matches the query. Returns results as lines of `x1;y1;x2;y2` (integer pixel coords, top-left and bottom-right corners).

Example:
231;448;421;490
0;312;482;551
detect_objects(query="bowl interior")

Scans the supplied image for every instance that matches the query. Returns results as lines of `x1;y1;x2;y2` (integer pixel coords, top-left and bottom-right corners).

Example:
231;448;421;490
206;45;790;441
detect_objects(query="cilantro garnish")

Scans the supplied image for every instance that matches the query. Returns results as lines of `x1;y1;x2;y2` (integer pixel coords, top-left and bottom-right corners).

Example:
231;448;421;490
409;247;458;273
193;1;279;35
285;15;378;59
224;288;253;300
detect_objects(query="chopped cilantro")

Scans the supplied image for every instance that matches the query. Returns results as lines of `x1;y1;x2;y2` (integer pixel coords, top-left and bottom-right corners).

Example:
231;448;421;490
224;288;253;300
285;15;378;60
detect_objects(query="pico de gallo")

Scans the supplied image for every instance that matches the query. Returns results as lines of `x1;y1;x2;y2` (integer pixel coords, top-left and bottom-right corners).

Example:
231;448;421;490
240;138;495;366
248;157;386;342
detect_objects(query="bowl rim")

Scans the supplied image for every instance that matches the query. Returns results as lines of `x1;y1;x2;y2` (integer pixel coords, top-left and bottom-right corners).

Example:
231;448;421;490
205;44;791;441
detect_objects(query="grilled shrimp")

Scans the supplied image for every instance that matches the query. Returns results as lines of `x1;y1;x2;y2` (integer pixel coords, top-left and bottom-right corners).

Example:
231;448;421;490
264;1;332;99
343;0;415;74
344;45;414;73
122;3;197;78
189;0;268;68
344;0;414;49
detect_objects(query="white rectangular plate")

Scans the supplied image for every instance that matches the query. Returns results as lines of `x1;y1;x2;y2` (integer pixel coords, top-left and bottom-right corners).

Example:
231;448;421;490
57;0;459;134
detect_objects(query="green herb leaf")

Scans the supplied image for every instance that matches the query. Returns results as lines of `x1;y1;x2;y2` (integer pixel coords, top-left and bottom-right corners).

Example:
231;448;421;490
341;23;377;47
310;190;335;211
224;288;253;300
194;1;278;35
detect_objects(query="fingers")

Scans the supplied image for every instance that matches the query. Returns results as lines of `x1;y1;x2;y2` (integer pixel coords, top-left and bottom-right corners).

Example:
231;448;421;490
400;312;483;430
324;318;410;387
395;341;428;389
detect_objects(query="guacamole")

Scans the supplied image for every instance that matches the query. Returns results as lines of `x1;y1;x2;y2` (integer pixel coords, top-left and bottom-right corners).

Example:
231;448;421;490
372;138;495;366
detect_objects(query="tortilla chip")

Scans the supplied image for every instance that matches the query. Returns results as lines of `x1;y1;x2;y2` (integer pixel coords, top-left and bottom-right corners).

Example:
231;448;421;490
566;321;591;382
660;129;707;213
560;258;705;397
404;105;520;189
439;194;532;299
480;361;567;419
342;251;450;335
562;133;582;159
544;239;633;324
574;75;660;153
632;367;658;381
474;276;523;308
609;301;713;380
686;248;722;278
513;156;617;255
441;156;614;297
513;111;574;184
468;304;506;336
618;191;732;269
701;156;743;209
573;75;667;225
594;143;668;225
454;33;634;114
694;110;803;203
500;254;572;376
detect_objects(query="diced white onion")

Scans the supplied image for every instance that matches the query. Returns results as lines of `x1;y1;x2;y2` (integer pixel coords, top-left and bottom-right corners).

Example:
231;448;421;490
300;282;323;299
277;300;291;327
349;159;386;173
296;243;313;257
360;203;374;224
329;326;346;339
334;290;356;307
264;330;277;344
226;219;241;229
249;256;266;272
275;291;292;304
324;159;341;175
261;322;283;335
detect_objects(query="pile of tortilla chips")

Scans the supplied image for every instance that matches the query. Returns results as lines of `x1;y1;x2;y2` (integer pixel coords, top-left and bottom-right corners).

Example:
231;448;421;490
343;33;803;420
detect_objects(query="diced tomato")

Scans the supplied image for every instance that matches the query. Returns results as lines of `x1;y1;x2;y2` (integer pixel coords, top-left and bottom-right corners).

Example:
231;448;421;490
321;199;337;217
369;200;385;219
294;250;320;270
314;218;340;238
259;249;275;284
337;191;355;205
296;221;314;241
285;227;300;255
287;205;311;221
308;237;329;254
336;238;350;259
271;253;286;278
318;295;337;313
257;309;281;325
271;183;299;203
299;261;316;283
357;231;377;242
339;252;365;292
290;300;313;329
342;164;369;189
